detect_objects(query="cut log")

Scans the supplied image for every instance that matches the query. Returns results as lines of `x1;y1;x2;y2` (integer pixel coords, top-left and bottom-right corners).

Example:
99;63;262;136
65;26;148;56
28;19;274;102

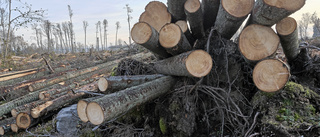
202;0;220;31
31;92;85;118
214;0;254;39
0;68;38;78
253;59;290;92
276;17;300;62
77;96;103;123
0;124;11;135
159;23;192;55
16;112;35;129
0;70;38;82
167;0;187;21
249;0;306;26
86;76;176;125
28;52;153;92
10;123;18;133
139;1;171;32
239;24;280;63
184;0;205;39
131;22;171;58
175;20;195;45
0;117;15;135
153;50;212;77
98;74;164;92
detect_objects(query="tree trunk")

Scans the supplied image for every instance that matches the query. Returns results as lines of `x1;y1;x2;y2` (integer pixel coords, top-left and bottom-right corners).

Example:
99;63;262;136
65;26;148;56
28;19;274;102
239;24;280;63
153;50;212;78
248;0;306;26
77;96;103;123
28;52;153;92
98;74;164;92
184;0;205;39
214;0;254;39
131;22;171;58
31;92;85;118
202;0;220;31
0;70;39;82
276;17;300;62
253;59;290;92
167;0;187;21
139;1;171;32
86;76;176;125
159;23;192;55
175;20;195;45
0;68;38;78
16;112;36;129
0;117;15;135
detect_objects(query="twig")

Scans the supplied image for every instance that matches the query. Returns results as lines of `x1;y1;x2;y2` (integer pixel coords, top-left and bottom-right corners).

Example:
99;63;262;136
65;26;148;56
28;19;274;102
42;57;55;73
244;112;260;137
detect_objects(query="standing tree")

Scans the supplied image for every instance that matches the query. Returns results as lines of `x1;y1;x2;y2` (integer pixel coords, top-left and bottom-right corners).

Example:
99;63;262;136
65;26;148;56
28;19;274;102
62;22;70;53
311;12;320;37
115;21;120;46
98;21;103;50
83;21;88;52
124;4;132;46
56;23;65;53
95;22;99;50
41;20;52;52
67;5;75;53
103;19;108;50
298;13;311;40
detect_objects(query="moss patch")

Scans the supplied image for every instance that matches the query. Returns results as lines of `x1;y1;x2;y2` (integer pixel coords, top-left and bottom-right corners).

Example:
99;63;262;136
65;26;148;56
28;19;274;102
159;117;167;134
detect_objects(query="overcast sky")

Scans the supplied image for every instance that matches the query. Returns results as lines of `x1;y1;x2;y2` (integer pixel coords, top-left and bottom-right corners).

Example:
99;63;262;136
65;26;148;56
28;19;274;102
15;0;320;47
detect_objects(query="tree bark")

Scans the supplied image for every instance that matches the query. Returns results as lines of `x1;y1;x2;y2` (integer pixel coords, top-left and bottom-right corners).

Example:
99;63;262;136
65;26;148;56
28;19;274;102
202;0;220;31
31;92;85;118
131;22;171;58
86;76;176;125
175;20;195;45
167;0;187;21
214;0;254;39
159;23;192;55
0;117;15;135
98;74;164;92
253;59;290;92
153;50;212;78
139;1;172;32
77;96;103;123
249;0;306;26
239;24;280;63
184;0;205;39
276;17;300;62
28;52;153;92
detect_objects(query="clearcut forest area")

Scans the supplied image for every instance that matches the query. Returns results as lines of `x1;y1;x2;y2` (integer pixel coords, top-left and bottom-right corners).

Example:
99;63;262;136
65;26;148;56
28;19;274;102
0;0;320;136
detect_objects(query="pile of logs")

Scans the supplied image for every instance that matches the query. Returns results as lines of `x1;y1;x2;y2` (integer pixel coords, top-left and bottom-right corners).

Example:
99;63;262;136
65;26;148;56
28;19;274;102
0;0;309;135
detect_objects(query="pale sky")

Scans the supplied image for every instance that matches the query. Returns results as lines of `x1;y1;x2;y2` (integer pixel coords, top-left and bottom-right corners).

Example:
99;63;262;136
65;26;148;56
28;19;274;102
14;0;320;47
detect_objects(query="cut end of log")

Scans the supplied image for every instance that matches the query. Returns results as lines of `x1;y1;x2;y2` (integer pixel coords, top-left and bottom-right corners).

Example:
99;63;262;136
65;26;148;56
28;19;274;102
77;100;89;123
159;23;182;48
186;50;213;77
175;20;188;33
10;124;18;133
222;0;254;18
16;113;31;129
11;109;18;118
0;127;4;135
253;59;290;92
276;17;297;36
239;24;279;61
28;86;34;92
184;0;201;13
264;0;305;11
145;1;167;12
86;102;104;125
98;77;108;92
131;22;153;44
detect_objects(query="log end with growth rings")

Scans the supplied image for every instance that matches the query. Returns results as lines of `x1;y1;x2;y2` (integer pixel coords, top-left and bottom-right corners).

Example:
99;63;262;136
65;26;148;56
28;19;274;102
239;24;279;62
264;0;305;11
222;0;254;18
98;77;108;92
159;23;182;48
175;20;188;33
77;100;90;122
86;102;104;125
11;109;18;118
276;17;297;36
28;86;34;92
184;0;201;13
11;124;18;133
253;59;290;92
131;22;153;45
186;50;213;77
16;113;32;129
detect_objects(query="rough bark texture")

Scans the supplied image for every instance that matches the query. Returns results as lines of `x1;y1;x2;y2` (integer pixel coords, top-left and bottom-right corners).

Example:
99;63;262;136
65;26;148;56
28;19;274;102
167;0;187;21
153;50;212;77
184;0;205;39
86;76;177;125
249;0;306;26
131;22;171;58
214;0;254;39
98;74;164;92
253;59;290;92
77;96;103;123
276;17;300;62
202;0;220;31
159;23;192;55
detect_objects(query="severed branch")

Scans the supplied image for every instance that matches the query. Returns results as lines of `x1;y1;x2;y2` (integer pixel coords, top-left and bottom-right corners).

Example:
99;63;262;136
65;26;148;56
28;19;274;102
42;57;55;73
